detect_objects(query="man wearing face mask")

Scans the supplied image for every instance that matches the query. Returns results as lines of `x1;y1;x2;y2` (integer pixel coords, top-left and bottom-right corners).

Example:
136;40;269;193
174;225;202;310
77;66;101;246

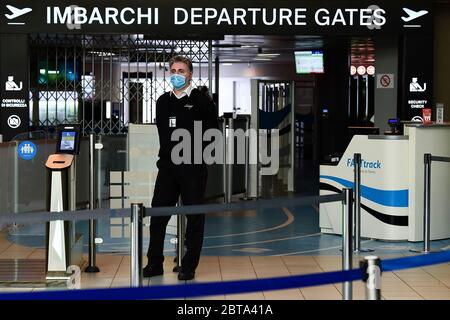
143;55;218;281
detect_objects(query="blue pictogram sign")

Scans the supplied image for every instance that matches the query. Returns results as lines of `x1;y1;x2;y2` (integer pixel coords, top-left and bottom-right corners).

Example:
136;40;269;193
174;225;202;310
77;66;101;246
18;141;37;160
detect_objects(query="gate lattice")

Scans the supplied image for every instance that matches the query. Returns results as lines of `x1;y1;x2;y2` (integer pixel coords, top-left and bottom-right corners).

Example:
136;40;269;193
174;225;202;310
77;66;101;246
29;34;211;136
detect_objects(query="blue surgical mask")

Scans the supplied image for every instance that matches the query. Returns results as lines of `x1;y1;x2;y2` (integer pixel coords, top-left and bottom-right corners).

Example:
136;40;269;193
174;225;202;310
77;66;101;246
170;74;186;90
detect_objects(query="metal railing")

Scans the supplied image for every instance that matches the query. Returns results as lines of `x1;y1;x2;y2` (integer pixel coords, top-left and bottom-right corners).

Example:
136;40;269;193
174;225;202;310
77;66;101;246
352;153;374;253
411;153;450;253
85;133;100;273
342;188;353;300
130;203;143;287
175;198;185;272
225;113;233;203
129;191;354;298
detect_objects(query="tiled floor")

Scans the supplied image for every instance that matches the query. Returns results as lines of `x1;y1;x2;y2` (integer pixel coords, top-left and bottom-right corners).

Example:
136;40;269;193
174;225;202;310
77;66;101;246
2;203;450;300
10;205;450;257
1;233;450;300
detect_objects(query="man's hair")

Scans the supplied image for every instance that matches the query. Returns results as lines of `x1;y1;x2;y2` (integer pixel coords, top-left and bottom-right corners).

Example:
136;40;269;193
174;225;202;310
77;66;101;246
169;55;193;72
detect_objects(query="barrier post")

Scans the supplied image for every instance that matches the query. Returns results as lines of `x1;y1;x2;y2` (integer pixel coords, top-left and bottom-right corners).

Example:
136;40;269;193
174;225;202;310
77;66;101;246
130;203;143;287
342;188;353;300
361;256;382;300
423;153;432;253
411;153;440;253
208;40;213;97
85;133;100;273
227;116;234;203
244;116;250;200
353;153;373;253
176;198;185;271
222;118;227;203
223;113;234;203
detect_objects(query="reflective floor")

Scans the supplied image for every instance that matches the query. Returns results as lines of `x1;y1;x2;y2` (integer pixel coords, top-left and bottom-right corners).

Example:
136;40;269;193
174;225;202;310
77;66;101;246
1;209;450;299
0;248;450;300
1;165;450;299
7;204;450;256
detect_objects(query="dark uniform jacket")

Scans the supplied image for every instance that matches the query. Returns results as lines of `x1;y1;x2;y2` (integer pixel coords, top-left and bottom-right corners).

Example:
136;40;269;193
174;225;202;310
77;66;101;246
155;87;219;169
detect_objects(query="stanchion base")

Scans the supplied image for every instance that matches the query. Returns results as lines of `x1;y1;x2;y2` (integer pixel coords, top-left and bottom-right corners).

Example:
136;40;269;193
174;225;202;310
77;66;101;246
173;265;181;273
353;248;375;254
84;266;100;273
409;249;443;254
239;197;257;201
339;248;375;254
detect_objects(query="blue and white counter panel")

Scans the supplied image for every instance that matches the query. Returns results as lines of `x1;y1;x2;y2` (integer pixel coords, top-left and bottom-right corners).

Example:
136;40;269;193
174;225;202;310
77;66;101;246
320;135;409;241
320;124;450;242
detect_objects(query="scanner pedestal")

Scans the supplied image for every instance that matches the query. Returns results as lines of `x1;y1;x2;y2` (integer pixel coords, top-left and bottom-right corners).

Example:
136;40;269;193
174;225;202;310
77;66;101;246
45;143;83;282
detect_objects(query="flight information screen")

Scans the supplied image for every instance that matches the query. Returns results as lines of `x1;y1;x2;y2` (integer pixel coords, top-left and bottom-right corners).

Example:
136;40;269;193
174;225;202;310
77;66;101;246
295;50;324;74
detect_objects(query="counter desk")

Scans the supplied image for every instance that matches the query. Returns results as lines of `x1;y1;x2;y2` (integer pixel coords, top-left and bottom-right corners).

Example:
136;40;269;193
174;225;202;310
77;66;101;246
320;123;450;242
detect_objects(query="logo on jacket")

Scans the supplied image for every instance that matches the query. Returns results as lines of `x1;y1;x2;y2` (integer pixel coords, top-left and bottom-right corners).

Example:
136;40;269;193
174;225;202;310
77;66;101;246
169;116;176;127
184;104;194;110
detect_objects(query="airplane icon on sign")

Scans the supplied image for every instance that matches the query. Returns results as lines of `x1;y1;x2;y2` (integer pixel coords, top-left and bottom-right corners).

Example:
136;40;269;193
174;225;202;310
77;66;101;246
5;5;32;21
401;8;429;22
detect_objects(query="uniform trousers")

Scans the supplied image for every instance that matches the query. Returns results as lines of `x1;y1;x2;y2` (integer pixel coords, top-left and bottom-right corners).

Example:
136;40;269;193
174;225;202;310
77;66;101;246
147;165;207;271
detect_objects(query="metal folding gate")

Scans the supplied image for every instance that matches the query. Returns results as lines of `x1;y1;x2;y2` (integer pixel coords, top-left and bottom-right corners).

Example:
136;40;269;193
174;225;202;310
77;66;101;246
28;34;212;135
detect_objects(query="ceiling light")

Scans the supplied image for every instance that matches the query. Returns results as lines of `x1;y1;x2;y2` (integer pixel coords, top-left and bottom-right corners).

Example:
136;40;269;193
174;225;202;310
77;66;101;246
357;66;366;75
367;66;375;75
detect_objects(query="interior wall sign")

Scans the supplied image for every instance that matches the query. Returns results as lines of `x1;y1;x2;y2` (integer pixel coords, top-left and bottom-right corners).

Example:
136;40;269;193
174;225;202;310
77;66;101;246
0;0;432;36
0;34;29;141
401;33;433;121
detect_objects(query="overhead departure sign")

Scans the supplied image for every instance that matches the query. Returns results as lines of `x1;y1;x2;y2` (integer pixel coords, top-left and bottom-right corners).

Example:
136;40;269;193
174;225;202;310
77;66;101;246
172;7;386;27
46;6;159;25
0;0;432;35
42;6;387;27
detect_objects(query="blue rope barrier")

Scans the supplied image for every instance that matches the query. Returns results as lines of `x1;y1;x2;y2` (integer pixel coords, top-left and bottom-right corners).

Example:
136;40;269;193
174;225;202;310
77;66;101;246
381;250;450;272
0;269;363;300
0;251;448;300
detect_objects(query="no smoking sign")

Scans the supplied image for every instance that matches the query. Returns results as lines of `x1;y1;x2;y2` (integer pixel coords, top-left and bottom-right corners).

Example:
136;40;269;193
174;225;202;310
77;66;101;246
377;73;394;89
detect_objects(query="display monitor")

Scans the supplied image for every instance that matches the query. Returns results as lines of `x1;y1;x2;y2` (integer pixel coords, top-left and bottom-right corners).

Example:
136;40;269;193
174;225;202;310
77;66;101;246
60;131;76;151
56;125;80;155
295;50;324;74
386;118;402;135
388;118;399;125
